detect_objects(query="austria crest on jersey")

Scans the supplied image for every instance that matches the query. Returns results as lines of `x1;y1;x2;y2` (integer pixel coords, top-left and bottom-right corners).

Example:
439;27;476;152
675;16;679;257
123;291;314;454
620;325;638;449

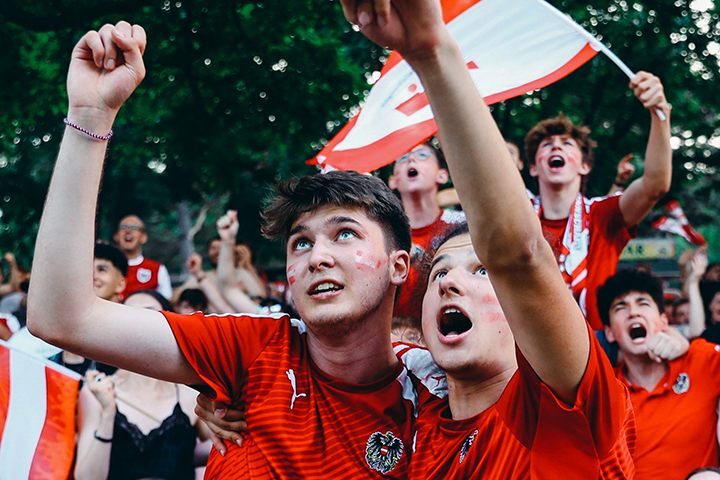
365;431;404;474
311;0;602;173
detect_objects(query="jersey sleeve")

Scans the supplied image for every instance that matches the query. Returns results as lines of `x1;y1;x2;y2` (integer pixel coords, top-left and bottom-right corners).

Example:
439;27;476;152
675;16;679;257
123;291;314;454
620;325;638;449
162;311;285;404
590;194;636;246
688;338;720;379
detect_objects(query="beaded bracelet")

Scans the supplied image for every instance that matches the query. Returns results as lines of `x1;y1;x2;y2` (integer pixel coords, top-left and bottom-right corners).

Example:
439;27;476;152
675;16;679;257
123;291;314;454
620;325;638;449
63;118;114;141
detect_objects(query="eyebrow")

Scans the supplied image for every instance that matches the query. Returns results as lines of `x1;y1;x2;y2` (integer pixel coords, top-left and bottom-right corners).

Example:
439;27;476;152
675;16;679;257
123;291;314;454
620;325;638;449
288;215;364;238
429;253;448;272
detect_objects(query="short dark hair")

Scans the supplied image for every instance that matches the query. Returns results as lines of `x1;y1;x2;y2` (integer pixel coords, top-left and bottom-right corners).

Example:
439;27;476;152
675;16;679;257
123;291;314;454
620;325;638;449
686;467;720;480
262;170;411;253
423;138;447;170
178;288;208;312
596;269;664;327
123;289;175;313
95;242;128;277
416;222;470;293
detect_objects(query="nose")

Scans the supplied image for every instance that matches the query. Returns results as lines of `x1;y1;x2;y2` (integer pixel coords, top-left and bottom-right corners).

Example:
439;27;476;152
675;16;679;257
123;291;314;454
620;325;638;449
438;268;464;297
308;239;335;272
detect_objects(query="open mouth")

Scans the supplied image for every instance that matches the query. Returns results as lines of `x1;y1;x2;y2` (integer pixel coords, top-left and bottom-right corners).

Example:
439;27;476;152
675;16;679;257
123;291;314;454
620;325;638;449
310;281;344;296
438;307;472;337
628;323;647;341
407;168;418;178
549;156;565;168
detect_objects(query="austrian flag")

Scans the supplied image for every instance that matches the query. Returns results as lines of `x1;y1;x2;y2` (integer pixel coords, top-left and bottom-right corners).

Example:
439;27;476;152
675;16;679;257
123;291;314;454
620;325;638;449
313;0;606;172
0;341;81;480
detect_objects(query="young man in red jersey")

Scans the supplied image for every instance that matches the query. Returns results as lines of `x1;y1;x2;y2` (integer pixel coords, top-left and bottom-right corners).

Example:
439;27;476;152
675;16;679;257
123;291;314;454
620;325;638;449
525;94;672;331
598;269;720;479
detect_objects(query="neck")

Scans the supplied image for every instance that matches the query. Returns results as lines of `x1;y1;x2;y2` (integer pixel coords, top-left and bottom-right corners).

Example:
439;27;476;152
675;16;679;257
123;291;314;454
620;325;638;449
446;365;516;420
116;369;172;393
622;354;669;392
537;180;581;220
305;297;397;385
401;191;441;229
125;250;141;261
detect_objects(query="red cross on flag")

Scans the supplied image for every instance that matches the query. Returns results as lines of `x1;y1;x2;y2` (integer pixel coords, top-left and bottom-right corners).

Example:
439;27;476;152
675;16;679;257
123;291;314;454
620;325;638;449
311;0;606;173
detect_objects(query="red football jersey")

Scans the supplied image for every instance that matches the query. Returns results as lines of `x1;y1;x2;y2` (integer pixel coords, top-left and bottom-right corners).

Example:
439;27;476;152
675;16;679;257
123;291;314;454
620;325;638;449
164;311;440;479
616;339;720;479
409;327;636;479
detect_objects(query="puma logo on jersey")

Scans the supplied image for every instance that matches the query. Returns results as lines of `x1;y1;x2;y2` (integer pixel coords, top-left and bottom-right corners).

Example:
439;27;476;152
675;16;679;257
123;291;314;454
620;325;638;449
285;369;306;410
459;430;478;464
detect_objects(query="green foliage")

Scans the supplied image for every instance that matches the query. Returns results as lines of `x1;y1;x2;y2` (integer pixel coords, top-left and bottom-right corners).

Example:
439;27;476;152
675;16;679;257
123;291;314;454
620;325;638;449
1;0;719;270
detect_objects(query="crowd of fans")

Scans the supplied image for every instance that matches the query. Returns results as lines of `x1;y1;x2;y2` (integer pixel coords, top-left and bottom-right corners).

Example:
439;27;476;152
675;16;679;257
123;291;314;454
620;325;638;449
3;2;720;479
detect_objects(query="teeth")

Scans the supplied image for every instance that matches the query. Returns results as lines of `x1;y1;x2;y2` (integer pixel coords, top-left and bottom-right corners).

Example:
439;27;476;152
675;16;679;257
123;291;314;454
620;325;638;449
443;307;461;314
314;282;340;293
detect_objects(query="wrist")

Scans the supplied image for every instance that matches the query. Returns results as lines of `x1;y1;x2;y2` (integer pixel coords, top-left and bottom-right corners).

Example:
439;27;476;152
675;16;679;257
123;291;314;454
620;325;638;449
194;272;207;282
66;107;117;135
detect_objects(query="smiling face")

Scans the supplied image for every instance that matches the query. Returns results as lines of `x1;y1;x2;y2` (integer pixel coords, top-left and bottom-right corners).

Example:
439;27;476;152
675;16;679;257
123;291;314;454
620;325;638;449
389;145;448;196
113;215;147;257
421;234;514;377
604;291;668;358
530;134;590;189
285;205;408;337
93;258;126;302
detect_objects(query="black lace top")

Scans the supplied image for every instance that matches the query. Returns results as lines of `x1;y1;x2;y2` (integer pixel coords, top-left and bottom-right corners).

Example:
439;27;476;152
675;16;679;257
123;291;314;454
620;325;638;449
107;401;196;480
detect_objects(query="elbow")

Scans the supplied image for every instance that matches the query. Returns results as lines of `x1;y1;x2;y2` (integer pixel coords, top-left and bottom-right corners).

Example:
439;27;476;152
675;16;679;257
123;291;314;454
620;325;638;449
485;234;548;273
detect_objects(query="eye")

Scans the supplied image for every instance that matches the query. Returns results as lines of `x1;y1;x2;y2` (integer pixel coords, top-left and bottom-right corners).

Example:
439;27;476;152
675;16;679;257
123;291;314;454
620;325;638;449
337;230;356;241
431;269;447;282
474;266;488;276
293;238;312;251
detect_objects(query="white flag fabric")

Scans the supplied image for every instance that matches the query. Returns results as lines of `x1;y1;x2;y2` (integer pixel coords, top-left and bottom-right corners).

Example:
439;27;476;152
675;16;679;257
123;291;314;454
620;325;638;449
0;341;81;480
312;0;602;172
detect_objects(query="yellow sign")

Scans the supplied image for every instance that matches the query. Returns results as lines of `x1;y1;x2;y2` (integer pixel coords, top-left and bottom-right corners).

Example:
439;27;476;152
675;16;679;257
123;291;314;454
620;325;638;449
620;238;676;260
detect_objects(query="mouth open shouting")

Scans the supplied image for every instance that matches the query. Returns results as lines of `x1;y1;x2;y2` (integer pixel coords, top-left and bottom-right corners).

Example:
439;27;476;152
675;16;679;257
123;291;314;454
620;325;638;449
548;155;565;168
438;306;473;340
407;167;419;178
628;322;647;343
309;281;344;299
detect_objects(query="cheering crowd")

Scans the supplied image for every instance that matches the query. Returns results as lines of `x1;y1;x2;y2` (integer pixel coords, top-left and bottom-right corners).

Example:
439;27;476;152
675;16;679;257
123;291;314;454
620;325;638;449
1;0;720;478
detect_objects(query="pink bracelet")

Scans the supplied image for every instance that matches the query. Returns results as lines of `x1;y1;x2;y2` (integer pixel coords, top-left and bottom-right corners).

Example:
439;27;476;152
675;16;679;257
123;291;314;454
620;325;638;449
63;118;114;141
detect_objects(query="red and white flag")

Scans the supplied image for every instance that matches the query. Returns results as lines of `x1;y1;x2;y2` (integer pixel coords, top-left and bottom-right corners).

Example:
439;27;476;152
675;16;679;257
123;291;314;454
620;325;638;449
0;341;81;480
652;200;707;246
312;0;607;172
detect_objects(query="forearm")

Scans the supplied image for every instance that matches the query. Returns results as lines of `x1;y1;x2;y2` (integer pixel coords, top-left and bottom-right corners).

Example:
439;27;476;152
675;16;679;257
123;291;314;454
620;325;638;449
196;276;235;314
640;113;672;198
687;278;706;339
408;37;544;268
236;268;266;298
75;405;116;480
216;239;237;289
27;110;115;344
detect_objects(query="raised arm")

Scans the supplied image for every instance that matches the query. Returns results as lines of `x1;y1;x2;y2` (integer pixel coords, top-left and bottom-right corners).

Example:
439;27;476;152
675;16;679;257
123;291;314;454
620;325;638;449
618;72;672;226
685;251;708;339
216;211;260;314
186;253;235;314
26;22;200;385
606;154;635;196
0;253;20;297
342;0;589;402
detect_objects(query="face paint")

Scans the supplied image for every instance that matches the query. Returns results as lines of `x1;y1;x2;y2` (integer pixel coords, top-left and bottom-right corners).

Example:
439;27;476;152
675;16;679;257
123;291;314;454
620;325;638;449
355;250;376;272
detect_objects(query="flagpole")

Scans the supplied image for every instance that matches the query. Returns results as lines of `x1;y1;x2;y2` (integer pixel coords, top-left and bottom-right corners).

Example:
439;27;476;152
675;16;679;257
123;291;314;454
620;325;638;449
596;43;667;122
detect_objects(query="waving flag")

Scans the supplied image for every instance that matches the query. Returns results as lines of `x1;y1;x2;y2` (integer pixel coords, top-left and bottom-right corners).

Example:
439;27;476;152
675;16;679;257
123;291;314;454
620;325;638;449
652;200;707;246
0;341;81;480
312;0;610;172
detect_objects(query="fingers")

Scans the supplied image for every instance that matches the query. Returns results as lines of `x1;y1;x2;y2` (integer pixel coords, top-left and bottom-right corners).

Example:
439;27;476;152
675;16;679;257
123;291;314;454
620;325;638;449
111;23;147;81
210;431;228;457
98;24;119;71
77;30;106;69
630;71;668;112
340;0;389;27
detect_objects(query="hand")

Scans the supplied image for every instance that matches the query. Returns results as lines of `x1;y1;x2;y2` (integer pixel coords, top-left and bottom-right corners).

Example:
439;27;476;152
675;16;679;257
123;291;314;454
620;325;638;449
615;154;635;185
339;0;447;62
688;251;709;282
67;21;146;118
85;370;117;413
2;253;16;265
217;210;239;242
186;253;205;277
629;71;670;120
235;245;253;270
194;393;247;456
647;330;684;363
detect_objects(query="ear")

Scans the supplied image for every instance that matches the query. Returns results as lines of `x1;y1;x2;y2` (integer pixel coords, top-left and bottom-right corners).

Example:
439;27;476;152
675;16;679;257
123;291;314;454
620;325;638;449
113;230;121;244
529;163;538;178
388;175;398;190
389;249;410;287
436;168;449;185
604;325;616;343
114;275;127;295
579;161;592;176
660;312;670;330
139;232;148;246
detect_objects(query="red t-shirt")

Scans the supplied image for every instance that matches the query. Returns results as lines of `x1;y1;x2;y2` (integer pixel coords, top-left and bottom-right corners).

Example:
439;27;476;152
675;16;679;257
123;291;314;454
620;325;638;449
394;210;466;323
409;327;636;479
163;311;425;479
616;339;720;479
540;194;635;330
123;257;162;297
